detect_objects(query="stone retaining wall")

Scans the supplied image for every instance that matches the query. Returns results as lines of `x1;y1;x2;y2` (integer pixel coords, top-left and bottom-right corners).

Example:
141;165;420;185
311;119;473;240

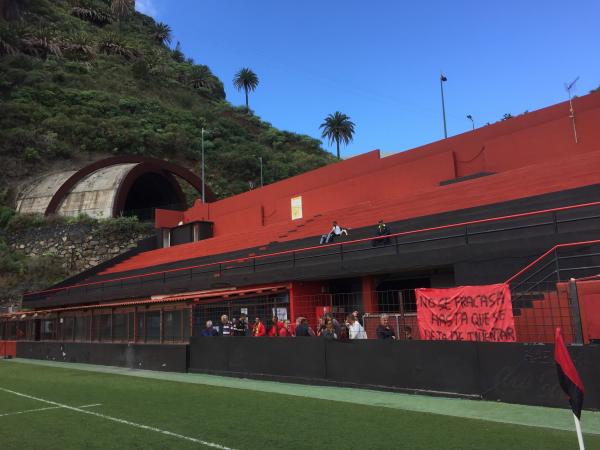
5;222;154;272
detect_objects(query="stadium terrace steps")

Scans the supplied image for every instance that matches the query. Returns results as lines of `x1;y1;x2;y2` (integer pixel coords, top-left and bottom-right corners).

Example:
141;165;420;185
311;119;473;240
98;150;600;277
513;289;573;343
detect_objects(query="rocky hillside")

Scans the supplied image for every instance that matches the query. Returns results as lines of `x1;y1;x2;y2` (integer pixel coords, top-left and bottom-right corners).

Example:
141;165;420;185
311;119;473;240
0;0;335;309
0;0;334;205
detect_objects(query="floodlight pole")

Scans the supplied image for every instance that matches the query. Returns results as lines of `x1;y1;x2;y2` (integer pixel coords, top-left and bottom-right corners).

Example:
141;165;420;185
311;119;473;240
201;128;206;203
440;74;448;139
467;115;475;130
567;89;579;144
258;156;263;187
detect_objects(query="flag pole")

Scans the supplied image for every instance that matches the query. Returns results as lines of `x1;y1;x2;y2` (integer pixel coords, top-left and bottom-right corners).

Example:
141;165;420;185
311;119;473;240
573;413;585;450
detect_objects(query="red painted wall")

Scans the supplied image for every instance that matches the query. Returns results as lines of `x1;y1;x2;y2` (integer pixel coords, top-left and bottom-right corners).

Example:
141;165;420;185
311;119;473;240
0;340;16;357
290;281;327;327
155;92;600;245
571;280;600;343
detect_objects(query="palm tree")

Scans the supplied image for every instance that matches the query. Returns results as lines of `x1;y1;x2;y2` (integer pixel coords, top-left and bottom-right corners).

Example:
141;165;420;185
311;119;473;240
319;112;355;160
233;68;259;112
111;0;134;22
188;65;216;90
153;22;172;46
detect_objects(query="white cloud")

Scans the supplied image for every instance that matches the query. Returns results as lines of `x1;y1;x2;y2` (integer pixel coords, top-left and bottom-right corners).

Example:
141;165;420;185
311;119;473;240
136;0;159;18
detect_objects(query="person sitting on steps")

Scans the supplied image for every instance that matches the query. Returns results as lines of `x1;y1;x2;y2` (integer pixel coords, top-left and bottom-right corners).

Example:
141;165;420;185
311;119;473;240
319;221;349;244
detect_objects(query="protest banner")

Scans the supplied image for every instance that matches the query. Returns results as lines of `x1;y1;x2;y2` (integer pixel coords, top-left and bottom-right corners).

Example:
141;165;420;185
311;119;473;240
416;284;516;342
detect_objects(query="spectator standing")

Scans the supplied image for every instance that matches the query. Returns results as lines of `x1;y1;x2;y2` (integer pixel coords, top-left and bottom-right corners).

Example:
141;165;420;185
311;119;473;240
219;314;232;337
294;317;315;337
315;316;327;336
323;312;341;336
252;317;266;337
201;320;219;337
321;318;338;340
268;316;283;336
232;313;248;337
402;326;413;340
376;314;396;340
279;319;293;336
346;315;368;339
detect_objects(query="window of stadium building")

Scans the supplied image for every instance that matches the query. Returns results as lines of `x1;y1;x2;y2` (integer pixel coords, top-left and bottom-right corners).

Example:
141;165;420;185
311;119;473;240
92;313;112;342
0;320;25;340
112;311;128;341
147;311;161;341
60;315;75;341
41;316;58;340
136;309;162;343
376;290;418;314
163;308;190;343
74;314;91;341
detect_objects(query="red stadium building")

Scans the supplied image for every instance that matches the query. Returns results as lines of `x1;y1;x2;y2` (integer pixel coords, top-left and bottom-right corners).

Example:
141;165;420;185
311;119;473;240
2;93;600;408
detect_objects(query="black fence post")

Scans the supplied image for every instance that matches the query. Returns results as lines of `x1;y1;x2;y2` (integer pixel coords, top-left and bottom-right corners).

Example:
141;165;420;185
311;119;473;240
568;279;584;344
552;211;558;233
464;224;469;244
554;248;561;283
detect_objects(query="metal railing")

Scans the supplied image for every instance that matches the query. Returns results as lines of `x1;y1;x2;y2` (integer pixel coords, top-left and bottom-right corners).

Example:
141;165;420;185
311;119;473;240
23;200;600;304
507;240;600;300
504;240;600;344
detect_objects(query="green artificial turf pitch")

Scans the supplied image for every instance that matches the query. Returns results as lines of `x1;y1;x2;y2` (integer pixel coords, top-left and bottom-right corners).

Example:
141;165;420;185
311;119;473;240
0;360;599;450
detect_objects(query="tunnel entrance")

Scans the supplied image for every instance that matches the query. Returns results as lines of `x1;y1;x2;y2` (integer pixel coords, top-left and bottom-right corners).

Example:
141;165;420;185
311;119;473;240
122;172;186;221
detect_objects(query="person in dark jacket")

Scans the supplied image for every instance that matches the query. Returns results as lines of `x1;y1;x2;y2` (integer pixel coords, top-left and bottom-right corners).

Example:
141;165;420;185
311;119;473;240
219;314;233;337
321;318;338;340
201;320;219;337
376;314;396;340
373;219;391;246
232;313;248;336
294;317;315;337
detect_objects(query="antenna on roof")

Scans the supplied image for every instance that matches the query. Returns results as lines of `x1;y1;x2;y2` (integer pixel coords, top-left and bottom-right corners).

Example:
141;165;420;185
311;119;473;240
565;76;580;144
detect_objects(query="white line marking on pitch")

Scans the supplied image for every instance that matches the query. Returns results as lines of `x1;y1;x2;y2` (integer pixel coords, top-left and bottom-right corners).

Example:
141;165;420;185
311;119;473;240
0;403;101;418
0;387;235;450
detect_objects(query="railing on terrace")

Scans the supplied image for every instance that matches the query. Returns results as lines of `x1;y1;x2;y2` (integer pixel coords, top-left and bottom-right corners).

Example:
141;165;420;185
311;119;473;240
2;288;581;344
504;240;600;344
23;200;600;304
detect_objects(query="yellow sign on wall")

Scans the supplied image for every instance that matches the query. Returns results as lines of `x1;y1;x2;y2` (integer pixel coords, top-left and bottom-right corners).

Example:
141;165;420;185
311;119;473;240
291;196;303;220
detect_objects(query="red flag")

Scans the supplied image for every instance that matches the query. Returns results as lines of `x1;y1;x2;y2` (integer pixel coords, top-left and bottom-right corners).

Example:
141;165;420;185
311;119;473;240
555;328;585;419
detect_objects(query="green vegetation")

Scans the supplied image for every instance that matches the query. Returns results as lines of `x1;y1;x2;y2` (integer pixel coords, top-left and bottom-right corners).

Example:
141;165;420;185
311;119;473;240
1;360;599;449
0;0;334;204
0;239;68;307
320;111;355;160
0;212;151;307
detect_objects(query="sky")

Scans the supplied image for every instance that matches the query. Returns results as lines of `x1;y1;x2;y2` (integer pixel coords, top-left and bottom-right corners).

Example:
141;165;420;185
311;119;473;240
136;0;600;158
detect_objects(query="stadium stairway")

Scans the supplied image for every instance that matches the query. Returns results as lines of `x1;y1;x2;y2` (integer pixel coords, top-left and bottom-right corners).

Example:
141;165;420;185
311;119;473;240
513;289;574;343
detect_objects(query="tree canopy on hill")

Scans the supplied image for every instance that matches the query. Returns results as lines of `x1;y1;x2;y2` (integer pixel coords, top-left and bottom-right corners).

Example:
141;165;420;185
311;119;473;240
0;0;335;204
